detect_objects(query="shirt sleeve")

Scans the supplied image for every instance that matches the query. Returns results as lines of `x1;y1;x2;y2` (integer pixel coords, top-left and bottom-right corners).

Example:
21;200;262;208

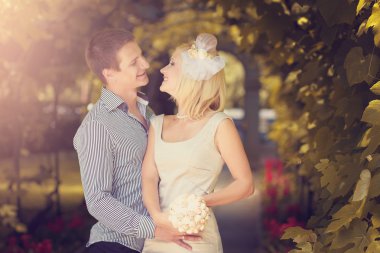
73;120;155;239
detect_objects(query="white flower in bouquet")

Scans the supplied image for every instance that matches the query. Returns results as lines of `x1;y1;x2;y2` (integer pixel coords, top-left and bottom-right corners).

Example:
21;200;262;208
168;194;210;234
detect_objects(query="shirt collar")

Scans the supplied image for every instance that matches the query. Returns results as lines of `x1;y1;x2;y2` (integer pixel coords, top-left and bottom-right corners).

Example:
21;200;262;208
100;87;149;112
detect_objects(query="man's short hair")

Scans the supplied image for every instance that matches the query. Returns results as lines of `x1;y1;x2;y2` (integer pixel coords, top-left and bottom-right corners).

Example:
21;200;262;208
85;29;134;84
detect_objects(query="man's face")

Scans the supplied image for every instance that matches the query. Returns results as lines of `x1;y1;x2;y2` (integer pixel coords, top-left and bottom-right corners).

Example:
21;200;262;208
106;41;150;91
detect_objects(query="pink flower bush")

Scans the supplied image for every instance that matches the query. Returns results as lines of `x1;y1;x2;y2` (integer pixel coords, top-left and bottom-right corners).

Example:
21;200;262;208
3;210;89;253
262;158;306;251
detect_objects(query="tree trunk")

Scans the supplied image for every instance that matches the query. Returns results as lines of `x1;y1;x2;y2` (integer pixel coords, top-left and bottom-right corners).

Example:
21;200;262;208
13;124;22;219
243;59;261;168
52;86;61;215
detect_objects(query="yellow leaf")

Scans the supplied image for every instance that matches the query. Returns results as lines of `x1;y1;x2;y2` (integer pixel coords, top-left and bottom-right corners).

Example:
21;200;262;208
289;242;313;253
227;6;241;19
352;169;371;201
370;81;380;95
361;100;380;126
368;172;380;199
229;25;242;46
357;127;371;147
367;241;380;253
281;226;317;243
331;219;369;251
366;227;380;252
325;201;362;233
372;212;380;229
300;143;309;154
356;0;370;15
366;3;380;47
360;126;380;161
357;20;367;37
216;5;224;16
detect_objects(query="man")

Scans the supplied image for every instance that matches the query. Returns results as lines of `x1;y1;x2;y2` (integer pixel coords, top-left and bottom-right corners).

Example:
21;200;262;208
74;29;198;253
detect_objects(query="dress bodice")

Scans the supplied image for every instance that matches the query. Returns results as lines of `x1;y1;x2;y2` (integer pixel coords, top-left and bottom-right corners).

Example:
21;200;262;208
150;112;230;212
143;112;231;253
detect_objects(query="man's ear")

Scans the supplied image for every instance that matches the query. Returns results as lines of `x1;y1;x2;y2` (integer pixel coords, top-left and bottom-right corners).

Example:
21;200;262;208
102;68;115;83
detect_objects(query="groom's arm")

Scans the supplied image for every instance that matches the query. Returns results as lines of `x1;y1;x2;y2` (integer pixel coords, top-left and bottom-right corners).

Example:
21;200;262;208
73;120;155;239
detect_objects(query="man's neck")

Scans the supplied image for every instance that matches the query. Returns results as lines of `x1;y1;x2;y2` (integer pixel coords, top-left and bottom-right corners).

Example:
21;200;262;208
121;90;138;110
106;84;139;110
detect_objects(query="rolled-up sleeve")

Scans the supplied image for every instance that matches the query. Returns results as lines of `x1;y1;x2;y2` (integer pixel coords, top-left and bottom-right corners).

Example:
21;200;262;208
73;120;155;239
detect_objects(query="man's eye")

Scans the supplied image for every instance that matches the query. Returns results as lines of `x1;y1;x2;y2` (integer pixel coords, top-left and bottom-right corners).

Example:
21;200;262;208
169;61;175;66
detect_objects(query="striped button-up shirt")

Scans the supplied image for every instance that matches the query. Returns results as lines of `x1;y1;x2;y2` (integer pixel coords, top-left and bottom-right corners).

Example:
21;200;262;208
73;87;155;252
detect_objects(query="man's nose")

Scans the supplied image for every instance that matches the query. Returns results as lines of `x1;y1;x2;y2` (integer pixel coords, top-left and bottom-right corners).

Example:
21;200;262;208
139;56;150;69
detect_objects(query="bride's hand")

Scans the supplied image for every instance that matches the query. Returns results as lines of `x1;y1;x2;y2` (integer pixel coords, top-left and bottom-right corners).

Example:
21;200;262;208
153;212;202;250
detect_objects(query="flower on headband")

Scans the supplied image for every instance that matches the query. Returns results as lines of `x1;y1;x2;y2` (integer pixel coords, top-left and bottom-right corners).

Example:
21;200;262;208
187;44;210;60
181;43;225;81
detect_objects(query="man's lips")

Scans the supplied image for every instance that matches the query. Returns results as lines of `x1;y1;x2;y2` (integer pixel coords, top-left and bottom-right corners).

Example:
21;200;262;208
137;72;146;78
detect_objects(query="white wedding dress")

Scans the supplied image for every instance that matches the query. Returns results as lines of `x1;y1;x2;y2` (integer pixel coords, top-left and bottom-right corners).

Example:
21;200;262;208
142;112;231;253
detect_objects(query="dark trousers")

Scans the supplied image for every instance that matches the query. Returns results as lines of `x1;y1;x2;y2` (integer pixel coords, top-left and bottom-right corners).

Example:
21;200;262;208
86;241;139;253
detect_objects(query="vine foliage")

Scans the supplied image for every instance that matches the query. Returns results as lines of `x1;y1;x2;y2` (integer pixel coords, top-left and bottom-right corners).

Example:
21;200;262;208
210;0;380;252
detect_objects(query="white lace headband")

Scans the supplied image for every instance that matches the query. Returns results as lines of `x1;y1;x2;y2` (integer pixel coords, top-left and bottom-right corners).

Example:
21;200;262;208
181;41;225;81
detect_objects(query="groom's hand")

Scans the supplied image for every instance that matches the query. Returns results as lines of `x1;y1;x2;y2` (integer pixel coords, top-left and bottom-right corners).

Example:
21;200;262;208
154;226;202;250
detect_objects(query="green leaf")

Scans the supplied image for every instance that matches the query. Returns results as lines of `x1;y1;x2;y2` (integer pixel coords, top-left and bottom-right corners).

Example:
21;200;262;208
344;47;380;86
370;81;380;95
298;60;321;85
361;100;380;126
315;127;334;157
317;0;356;26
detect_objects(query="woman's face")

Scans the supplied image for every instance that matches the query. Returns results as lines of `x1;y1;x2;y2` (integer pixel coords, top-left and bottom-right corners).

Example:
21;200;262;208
160;49;182;97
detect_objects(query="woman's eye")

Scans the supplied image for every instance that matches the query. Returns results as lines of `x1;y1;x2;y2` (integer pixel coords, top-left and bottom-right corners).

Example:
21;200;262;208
169;61;175;66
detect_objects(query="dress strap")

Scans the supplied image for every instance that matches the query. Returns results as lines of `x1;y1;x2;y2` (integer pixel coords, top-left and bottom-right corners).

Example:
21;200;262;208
149;114;164;141
203;112;232;139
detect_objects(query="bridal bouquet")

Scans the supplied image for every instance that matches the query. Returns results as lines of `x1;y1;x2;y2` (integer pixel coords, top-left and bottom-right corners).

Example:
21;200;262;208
168;194;210;234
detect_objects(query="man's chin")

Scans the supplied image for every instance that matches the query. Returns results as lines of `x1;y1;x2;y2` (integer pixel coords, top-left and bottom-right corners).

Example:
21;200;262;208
137;78;149;86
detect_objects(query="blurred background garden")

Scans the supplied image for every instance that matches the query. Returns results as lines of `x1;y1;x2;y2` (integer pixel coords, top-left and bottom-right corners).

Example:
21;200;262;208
1;0;380;252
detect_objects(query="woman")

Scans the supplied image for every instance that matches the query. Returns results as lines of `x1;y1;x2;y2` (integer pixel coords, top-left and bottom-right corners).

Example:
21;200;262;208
142;33;254;253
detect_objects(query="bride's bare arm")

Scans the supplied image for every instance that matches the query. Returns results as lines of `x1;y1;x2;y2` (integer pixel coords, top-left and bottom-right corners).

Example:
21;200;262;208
141;126;180;230
142;126;163;223
142;124;200;249
203;119;254;207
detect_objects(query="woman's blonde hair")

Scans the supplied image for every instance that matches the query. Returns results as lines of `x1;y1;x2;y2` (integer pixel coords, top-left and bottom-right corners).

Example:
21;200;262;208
173;38;226;119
